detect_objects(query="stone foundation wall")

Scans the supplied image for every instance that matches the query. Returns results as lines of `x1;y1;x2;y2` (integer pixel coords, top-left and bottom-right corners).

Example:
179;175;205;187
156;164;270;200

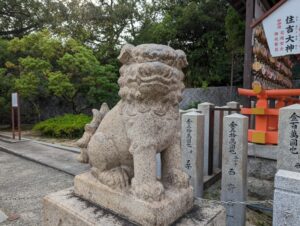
0;86;240;124
247;144;278;199
179;87;240;109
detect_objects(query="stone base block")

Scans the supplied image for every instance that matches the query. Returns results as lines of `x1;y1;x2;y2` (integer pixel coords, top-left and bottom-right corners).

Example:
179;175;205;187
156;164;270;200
73;172;193;226
273;170;300;226
43;188;225;226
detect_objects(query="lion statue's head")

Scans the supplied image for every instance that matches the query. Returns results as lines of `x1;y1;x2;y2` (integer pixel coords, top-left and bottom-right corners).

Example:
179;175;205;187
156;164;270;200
117;44;188;116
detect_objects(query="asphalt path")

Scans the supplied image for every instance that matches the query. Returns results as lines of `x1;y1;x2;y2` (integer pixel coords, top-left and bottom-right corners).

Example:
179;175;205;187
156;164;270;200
0;151;74;226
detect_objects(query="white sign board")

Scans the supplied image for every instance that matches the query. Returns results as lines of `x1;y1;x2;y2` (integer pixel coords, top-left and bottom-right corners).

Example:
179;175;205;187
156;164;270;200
262;0;300;57
12;93;18;107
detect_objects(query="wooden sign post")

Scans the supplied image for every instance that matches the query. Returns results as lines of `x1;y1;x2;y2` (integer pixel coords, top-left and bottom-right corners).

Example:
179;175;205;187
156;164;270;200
11;92;21;140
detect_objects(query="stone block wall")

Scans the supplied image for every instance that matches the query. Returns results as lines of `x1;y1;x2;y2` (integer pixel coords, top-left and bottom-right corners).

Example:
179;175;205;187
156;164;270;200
0;86;240;124
179;87;240;110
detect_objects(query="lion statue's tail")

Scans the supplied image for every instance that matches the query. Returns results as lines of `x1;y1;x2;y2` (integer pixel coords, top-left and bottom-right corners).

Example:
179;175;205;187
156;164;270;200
76;103;110;163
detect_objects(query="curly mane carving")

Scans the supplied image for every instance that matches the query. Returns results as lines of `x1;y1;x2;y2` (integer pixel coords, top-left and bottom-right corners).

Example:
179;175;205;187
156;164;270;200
117;44;187;116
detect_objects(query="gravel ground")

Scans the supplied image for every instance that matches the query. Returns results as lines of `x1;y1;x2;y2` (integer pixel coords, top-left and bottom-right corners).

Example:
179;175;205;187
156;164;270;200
0;151;73;226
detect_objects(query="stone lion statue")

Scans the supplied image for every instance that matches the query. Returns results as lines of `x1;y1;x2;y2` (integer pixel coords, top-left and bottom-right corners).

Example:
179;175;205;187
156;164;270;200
86;44;189;202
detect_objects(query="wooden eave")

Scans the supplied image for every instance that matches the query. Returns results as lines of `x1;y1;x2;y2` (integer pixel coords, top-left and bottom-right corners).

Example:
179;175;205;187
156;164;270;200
227;0;280;18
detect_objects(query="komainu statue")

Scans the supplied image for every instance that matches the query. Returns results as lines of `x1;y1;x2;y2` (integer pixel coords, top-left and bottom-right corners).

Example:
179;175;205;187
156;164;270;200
87;44;190;202
73;44;193;225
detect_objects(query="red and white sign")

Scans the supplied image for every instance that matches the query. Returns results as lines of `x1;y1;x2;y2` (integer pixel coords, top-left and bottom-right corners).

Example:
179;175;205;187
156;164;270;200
263;0;300;57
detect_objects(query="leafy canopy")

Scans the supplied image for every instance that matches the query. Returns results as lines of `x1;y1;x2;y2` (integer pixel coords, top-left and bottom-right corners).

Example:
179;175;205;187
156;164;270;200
0;31;119;122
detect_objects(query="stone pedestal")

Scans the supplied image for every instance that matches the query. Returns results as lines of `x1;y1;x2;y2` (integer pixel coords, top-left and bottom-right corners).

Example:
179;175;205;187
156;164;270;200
277;104;300;172
226;101;240;113
213;106;226;170
181;112;204;197
221;113;248;226
273;170;300;226
72;172;193;226
197;102;215;175
43;188;226;226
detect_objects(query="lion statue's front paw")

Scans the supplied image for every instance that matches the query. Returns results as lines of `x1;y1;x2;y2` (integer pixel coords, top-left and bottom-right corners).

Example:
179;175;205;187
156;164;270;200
164;169;189;189
131;179;165;202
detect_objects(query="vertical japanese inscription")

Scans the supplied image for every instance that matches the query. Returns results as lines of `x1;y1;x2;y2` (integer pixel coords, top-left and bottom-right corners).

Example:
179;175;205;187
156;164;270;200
227;121;238;191
289;112;300;169
278;105;300;173
285;15;297;53
185;118;193;173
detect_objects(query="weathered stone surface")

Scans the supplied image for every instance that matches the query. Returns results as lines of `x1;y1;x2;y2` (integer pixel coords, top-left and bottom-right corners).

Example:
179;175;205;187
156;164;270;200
273;169;300;226
83;44;191;205
226;101;240;112
248;176;274;200
221;113;248;226
43;188;129;226
181;112;204;197
179;87;239;110
197;102;215;176
248;156;277;181
76;103;109;163
213;106;226;171
179;108;201;116
277;104;300;172
43;188;225;226
74;172;193;226
248;143;278;161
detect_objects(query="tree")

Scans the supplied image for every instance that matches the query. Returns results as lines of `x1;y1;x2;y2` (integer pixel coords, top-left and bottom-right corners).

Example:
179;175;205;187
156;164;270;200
45;0;146;63
0;31;119;122
0;0;48;38
225;6;245;88
132;0;231;87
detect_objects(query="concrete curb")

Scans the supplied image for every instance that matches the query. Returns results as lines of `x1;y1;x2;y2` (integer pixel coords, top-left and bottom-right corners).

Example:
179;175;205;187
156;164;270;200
0;133;80;153
0;146;77;176
32;140;80;153
0;136;90;176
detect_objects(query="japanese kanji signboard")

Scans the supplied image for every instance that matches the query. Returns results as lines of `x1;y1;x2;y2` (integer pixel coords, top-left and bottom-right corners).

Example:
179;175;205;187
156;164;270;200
262;0;300;57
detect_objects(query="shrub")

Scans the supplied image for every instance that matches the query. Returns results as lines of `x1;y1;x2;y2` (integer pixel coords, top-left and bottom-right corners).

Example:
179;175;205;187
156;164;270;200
185;101;202;110
33;114;91;138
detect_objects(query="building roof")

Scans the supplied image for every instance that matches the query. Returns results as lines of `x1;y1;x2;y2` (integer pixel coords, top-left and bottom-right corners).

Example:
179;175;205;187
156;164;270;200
227;0;282;17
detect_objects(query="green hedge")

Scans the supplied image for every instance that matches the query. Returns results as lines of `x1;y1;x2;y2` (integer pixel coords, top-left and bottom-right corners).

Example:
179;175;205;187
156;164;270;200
33;114;91;138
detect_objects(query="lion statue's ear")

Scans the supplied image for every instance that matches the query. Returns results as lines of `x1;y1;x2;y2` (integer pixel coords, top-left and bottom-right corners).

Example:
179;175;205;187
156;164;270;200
118;44;135;64
175;50;188;69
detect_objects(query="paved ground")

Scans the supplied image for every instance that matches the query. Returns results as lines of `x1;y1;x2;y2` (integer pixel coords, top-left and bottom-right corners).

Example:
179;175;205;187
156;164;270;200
0;151;74;226
0;134;90;226
0;133;272;226
0;136;90;176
